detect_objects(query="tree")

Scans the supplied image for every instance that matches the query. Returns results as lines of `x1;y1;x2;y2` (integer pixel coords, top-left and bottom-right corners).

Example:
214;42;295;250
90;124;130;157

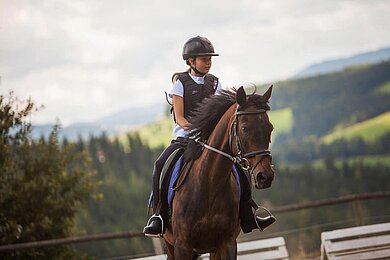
0;92;95;259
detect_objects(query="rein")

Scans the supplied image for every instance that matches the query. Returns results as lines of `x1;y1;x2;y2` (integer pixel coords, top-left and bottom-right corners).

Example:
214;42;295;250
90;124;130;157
194;138;241;163
195;104;271;173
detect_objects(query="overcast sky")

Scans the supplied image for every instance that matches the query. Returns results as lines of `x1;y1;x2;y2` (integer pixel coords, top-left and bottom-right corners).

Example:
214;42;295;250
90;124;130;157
1;0;390;126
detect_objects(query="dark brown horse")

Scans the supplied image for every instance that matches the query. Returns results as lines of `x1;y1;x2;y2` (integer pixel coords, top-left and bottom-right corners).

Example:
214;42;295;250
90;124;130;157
163;86;275;259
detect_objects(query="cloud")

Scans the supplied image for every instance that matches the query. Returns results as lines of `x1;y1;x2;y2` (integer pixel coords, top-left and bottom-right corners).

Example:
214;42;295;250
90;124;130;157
1;0;390;125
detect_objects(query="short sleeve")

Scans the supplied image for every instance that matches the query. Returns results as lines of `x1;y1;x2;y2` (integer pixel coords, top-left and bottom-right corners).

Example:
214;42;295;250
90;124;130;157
215;80;223;95
169;80;184;98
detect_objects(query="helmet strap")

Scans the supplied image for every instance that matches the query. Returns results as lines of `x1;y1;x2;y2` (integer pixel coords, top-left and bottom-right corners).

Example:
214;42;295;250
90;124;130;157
190;65;206;76
188;58;206;77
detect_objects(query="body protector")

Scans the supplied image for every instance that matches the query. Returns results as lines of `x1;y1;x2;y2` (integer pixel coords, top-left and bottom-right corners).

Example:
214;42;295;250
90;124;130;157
174;72;219;121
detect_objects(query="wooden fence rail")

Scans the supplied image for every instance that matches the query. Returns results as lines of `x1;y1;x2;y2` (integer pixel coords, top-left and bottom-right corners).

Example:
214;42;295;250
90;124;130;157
0;231;143;252
1;191;389;253
271;191;390;214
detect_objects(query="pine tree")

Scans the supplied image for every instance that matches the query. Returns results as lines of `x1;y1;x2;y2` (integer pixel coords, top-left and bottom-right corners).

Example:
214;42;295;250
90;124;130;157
0;92;95;259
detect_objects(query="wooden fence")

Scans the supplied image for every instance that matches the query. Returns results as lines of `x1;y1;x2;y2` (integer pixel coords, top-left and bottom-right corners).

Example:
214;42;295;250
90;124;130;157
0;191;389;253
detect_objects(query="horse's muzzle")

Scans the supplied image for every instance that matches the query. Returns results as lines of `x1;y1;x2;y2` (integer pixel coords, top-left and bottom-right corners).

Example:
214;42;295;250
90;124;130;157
249;155;274;189
254;160;275;189
255;172;274;189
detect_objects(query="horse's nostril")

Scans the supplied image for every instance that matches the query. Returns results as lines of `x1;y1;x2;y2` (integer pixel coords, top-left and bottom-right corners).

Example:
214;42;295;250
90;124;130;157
260;173;268;181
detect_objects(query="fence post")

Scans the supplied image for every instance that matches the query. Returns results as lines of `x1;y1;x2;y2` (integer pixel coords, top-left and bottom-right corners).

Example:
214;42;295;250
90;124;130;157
352;199;364;226
152;238;164;255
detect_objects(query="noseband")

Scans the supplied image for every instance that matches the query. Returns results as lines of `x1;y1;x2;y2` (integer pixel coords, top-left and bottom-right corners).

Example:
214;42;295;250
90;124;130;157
195;104;272;175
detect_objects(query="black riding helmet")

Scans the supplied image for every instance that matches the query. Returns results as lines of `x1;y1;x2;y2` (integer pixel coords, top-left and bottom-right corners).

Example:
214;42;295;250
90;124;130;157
182;36;219;60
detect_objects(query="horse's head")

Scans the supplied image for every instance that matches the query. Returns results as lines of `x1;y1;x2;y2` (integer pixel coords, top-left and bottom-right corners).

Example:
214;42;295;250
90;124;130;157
232;86;275;189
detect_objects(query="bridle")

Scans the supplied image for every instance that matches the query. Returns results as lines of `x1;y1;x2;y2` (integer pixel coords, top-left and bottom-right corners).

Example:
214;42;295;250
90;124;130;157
195;104;272;175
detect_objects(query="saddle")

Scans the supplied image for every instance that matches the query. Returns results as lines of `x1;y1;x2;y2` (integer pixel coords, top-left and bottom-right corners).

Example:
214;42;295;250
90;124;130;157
158;147;185;224
157;148;243;227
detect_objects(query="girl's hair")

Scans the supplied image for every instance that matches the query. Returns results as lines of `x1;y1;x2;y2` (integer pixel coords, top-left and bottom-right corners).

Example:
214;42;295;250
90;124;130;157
171;68;191;83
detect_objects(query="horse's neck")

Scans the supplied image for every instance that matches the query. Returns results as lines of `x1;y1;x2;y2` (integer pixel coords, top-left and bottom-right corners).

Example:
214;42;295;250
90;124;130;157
198;105;236;187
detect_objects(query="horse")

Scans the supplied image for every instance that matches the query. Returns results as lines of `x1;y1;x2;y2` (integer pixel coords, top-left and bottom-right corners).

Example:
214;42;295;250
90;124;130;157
163;86;275;259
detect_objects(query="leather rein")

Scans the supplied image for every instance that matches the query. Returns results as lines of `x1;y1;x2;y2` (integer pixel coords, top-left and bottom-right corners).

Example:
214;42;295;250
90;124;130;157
195;104;272;174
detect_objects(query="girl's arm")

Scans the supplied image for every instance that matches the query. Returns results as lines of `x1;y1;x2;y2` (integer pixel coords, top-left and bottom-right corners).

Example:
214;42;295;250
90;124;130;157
173;95;190;130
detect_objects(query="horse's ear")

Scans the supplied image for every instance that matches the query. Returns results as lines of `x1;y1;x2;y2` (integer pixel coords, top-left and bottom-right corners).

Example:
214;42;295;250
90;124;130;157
236;86;247;106
262;84;273;102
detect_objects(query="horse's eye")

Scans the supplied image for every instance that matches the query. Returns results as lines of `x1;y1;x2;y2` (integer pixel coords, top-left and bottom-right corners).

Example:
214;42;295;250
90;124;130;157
241;126;248;133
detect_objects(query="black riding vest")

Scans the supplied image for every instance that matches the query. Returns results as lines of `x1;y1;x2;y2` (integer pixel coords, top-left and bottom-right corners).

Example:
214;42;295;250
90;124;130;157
176;72;219;120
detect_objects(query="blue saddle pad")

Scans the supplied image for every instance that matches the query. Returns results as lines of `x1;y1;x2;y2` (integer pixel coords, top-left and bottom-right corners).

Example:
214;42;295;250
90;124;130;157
167;157;241;208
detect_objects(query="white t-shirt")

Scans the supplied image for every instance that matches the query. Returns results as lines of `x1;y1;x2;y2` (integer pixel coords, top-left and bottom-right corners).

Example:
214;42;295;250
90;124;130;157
169;73;223;139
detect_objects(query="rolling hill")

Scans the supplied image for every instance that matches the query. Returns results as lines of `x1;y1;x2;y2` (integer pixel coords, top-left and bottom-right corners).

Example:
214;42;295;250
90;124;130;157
295;46;390;78
32;103;166;140
269;60;390;141
323;111;390;144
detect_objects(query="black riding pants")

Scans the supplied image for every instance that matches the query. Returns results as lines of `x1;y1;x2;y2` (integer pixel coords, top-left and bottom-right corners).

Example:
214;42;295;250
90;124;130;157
151;139;184;211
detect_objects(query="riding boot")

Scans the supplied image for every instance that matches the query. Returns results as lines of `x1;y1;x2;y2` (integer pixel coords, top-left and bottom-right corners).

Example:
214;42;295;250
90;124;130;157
143;213;164;237
242;201;276;232
143;166;164;237
238;165;259;233
240;200;257;233
143;198;164;237
237;164;276;232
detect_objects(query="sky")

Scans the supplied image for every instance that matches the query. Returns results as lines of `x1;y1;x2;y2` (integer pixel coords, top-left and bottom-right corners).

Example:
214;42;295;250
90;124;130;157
1;0;390;126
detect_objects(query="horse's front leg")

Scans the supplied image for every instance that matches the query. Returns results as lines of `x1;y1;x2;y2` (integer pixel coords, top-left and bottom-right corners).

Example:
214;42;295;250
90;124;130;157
174;240;193;260
165;240;174;260
215;240;237;260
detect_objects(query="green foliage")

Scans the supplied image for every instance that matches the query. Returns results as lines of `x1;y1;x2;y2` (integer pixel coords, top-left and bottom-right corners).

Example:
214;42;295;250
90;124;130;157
0;92;95;260
323;111;390;143
73;133;161;258
374;80;390;95
274;133;390;164
307;154;390;169
129;117;173;149
269;108;293;140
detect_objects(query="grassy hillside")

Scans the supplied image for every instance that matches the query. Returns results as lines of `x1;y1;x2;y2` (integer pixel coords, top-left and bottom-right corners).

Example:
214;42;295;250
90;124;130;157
133;107;294;148
311;154;390;168
137;117;173;148
323;111;390;143
374;80;390;94
117;117;173;149
269;108;293;134
268;61;390;140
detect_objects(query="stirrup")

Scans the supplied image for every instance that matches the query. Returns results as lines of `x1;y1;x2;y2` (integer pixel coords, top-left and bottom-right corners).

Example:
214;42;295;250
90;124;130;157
144;214;164;238
254;206;276;231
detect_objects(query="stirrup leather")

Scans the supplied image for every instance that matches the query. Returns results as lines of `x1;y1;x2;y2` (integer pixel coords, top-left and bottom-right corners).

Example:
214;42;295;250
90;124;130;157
144;214;164;238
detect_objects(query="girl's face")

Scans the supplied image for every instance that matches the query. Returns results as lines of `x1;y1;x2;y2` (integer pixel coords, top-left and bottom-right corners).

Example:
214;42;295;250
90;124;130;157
189;56;212;75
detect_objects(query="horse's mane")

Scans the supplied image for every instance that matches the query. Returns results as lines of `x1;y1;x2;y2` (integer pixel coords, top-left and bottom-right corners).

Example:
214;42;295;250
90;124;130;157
183;88;271;163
